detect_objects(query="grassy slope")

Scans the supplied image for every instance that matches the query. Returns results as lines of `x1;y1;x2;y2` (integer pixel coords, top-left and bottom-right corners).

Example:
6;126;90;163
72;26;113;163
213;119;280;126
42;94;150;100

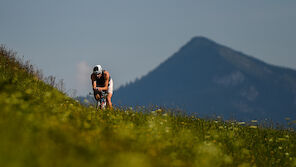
1;46;296;167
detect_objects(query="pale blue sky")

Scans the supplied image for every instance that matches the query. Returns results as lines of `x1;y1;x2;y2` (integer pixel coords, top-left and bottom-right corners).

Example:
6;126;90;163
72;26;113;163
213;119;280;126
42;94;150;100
1;0;296;95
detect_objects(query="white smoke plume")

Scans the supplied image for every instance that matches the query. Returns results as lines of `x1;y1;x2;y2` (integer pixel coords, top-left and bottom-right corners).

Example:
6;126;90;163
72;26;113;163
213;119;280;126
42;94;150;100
76;61;92;95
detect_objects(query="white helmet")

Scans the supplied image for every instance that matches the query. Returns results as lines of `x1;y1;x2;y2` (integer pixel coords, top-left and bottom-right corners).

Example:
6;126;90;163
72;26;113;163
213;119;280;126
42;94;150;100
93;65;103;74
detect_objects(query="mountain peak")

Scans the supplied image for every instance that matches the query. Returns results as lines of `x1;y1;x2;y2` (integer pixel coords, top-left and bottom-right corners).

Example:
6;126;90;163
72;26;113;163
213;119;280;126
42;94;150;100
180;36;219;53
189;36;217;45
191;36;211;41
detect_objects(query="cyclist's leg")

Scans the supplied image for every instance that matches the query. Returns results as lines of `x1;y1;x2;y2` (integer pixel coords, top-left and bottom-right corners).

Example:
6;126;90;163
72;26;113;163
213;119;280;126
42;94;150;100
94;89;101;101
107;79;113;109
93;89;102;109
107;93;112;109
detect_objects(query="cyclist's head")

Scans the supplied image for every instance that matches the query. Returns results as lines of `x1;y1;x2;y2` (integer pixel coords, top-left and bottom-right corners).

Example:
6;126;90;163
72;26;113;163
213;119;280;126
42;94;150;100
93;65;103;75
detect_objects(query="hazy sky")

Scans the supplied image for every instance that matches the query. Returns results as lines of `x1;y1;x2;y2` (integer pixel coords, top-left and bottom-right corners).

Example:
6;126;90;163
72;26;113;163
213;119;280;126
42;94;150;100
1;0;296;96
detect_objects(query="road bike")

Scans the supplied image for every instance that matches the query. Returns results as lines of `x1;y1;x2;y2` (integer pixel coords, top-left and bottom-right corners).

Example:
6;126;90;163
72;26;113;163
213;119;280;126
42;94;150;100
89;90;108;109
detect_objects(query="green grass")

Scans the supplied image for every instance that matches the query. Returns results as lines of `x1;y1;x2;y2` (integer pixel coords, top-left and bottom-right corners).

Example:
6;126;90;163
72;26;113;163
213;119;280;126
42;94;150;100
1;45;296;167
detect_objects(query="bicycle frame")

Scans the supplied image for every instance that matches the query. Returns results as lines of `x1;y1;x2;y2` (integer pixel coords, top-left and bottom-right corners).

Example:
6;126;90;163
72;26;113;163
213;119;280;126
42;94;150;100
89;90;108;110
96;91;107;109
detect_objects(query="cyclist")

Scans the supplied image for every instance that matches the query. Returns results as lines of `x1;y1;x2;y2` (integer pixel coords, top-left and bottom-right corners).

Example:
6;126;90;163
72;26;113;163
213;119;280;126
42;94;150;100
91;65;113;109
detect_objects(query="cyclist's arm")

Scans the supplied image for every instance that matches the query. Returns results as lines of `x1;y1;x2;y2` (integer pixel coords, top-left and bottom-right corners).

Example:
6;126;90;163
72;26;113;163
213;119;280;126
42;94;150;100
100;71;110;91
91;74;97;90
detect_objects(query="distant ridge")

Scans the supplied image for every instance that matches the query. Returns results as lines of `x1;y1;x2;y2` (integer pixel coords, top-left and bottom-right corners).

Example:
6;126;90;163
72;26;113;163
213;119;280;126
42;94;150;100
113;37;296;122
